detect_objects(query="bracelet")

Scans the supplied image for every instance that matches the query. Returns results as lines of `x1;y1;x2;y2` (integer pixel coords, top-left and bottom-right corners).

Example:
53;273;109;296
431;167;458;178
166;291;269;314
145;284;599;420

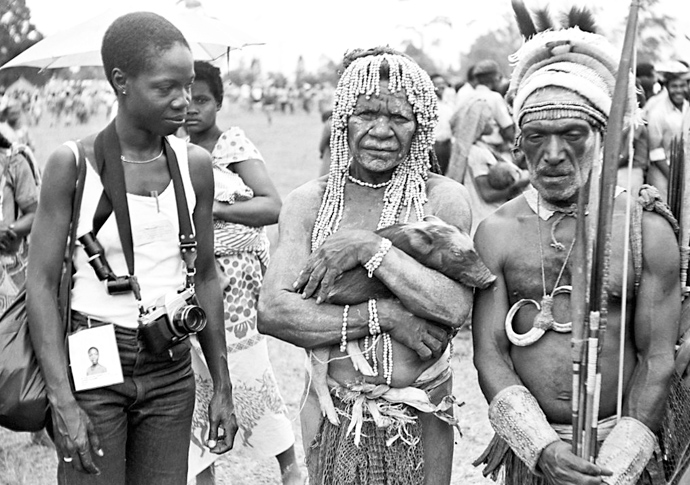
340;305;350;352
364;237;393;278
368;299;381;335
488;385;560;473
382;332;393;385
596;417;656;485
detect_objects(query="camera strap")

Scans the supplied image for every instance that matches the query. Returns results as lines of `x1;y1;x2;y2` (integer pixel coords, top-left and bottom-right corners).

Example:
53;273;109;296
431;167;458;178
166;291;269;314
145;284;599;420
92;121;198;311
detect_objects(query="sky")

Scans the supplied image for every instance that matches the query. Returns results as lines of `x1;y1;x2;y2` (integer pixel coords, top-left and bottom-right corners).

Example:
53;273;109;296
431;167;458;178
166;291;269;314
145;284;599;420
21;0;690;77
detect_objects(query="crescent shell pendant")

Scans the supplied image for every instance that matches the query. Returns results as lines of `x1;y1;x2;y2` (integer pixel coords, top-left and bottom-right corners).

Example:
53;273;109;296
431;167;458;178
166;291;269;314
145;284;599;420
505;285;573;347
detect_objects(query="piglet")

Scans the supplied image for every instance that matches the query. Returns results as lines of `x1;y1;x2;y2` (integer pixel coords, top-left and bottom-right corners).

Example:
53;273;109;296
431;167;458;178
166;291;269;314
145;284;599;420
311;215;496;424
323;215;496;305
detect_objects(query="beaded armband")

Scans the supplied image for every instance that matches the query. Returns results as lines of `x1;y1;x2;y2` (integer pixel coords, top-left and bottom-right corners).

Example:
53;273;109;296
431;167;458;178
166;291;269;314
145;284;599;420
340;305;350;352
488;385;560;473
364;238;393;278
596;417;656;485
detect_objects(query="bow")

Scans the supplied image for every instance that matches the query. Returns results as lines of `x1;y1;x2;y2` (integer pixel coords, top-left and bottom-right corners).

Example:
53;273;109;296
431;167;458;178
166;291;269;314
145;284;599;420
571;0;640;460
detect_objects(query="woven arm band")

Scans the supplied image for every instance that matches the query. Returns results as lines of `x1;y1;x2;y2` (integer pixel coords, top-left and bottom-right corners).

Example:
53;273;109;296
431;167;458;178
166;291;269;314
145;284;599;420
596;417;656;485
488;385;560;473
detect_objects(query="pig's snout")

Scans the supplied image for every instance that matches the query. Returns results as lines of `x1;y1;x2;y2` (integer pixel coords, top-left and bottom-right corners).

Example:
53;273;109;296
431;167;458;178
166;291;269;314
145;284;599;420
456;252;496;289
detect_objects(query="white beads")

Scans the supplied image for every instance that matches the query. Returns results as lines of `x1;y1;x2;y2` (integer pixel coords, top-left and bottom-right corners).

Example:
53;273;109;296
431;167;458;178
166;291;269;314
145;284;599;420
368;298;381;335
364;238;393;278
347;174;391;189
340;304;350;352
310;50;436;252
382;332;393;385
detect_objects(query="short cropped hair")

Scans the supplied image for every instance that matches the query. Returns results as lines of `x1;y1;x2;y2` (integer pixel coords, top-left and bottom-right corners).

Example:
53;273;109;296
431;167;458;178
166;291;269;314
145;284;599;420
193;61;224;106
101;12;190;91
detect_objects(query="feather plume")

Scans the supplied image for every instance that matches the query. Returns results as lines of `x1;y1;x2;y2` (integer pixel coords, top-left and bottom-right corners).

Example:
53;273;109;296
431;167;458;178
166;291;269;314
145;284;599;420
561;6;598;33
511;0;537;39
533;7;554;32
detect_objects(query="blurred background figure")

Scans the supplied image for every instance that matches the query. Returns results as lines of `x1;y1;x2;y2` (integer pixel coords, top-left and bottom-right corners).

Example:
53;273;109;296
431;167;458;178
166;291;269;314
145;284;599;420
636;62;659;106
645;61;690;200
447;96;528;235
185;60;302;485
0;131;39;312
467;59;515;160
617;81;650;197
0;98;34;151
454;64;477;109
430;72;454;174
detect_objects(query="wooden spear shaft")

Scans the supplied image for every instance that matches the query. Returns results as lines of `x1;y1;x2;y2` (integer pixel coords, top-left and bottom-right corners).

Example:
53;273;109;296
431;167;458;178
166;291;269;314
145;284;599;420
585;0;641;459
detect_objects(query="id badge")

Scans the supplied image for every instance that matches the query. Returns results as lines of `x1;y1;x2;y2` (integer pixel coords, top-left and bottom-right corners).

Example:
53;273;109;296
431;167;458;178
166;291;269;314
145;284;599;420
68;324;124;391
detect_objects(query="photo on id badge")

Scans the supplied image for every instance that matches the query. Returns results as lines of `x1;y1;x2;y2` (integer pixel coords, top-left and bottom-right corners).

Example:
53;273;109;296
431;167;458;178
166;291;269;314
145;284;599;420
68;324;124;391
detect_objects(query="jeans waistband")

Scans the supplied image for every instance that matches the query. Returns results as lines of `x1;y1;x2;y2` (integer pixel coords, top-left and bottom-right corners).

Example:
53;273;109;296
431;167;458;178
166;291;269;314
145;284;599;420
70;311;138;339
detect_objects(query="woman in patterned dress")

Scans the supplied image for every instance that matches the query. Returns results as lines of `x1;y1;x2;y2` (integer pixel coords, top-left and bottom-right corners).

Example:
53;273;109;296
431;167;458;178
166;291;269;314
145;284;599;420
185;61;302;485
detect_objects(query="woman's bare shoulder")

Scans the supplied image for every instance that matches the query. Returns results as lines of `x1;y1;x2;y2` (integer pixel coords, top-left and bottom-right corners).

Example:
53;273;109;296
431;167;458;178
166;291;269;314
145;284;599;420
282;176;328;215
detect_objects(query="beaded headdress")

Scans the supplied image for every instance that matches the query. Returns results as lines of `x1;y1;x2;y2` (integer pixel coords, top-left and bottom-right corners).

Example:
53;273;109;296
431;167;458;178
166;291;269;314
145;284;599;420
311;47;438;251
507;1;634;135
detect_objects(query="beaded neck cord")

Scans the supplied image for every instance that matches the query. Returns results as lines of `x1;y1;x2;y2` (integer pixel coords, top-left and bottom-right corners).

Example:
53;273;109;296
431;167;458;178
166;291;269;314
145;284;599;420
311;53;438;250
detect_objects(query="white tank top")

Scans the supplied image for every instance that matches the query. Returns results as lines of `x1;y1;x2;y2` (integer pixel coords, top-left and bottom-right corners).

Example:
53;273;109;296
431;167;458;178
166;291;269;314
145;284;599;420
69;135;196;328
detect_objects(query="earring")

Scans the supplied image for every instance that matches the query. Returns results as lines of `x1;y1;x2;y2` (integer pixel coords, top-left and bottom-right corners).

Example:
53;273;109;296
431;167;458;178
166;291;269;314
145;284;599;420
121;89;127;96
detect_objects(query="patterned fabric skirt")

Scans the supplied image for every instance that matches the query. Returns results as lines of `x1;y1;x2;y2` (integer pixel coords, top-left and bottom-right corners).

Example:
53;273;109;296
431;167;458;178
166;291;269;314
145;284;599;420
187;251;295;480
0;253;27;313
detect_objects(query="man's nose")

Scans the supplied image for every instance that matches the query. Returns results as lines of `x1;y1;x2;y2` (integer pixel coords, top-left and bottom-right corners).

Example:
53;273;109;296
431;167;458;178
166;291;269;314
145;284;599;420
543;135;565;164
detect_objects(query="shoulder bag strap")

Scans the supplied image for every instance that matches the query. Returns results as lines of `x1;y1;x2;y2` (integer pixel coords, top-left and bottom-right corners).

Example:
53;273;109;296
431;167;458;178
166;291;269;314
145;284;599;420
58;141;87;331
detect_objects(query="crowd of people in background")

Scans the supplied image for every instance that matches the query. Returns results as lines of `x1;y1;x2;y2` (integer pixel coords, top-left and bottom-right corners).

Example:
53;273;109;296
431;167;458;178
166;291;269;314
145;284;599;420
422;57;690;232
1;8;690;483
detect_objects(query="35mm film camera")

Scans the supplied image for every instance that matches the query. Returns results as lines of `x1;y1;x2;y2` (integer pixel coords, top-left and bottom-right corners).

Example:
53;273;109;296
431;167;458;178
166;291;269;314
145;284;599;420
79;232;207;354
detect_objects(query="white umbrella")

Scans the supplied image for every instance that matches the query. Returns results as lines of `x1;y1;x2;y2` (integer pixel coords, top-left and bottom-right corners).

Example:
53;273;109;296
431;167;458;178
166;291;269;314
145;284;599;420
0;7;263;70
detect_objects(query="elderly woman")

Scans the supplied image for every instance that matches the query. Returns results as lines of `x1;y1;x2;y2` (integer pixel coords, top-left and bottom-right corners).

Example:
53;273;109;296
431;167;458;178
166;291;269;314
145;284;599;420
258;47;474;485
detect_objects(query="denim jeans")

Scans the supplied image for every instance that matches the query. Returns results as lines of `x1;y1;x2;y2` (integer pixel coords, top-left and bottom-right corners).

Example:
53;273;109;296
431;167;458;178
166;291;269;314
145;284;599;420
58;313;195;485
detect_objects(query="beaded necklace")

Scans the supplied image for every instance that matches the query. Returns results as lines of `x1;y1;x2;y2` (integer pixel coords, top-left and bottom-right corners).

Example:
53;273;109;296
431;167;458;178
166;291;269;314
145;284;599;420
311;53;438;252
347;173;391;189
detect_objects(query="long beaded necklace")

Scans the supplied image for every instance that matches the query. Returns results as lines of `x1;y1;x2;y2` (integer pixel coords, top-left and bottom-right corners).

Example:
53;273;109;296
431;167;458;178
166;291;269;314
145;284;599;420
120;147;164;164
505;195;575;346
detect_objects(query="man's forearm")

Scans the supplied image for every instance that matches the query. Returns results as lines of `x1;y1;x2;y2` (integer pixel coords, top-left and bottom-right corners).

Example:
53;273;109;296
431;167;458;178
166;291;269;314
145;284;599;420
622;353;675;431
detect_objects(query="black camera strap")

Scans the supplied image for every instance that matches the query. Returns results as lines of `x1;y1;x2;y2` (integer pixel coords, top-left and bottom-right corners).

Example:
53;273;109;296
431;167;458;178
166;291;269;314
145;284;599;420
92;121;198;311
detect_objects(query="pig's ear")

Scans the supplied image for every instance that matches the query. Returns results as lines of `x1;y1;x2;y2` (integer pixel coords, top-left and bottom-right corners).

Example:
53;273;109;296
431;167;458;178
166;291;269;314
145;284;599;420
423;215;442;223
408;227;435;255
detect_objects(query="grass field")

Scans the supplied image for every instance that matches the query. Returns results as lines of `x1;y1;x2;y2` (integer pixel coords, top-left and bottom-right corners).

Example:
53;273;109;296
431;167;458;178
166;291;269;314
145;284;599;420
0;103;494;484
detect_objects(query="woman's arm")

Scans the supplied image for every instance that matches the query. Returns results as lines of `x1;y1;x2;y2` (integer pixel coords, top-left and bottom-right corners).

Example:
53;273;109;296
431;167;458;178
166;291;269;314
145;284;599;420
187;144;238;453
295;177;475;328
27;144;101;474
212;158;282;227
258;182;451;360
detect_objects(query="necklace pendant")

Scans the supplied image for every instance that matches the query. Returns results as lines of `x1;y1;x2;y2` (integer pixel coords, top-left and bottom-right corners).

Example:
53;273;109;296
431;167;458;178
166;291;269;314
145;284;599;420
534;295;555;330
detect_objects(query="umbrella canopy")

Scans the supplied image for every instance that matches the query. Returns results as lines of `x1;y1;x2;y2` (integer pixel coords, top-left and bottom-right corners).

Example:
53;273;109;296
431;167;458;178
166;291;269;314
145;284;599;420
0;7;263;70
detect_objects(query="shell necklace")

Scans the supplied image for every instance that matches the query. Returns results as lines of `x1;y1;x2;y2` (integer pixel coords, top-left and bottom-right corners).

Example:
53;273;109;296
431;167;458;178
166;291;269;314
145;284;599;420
505;195;575;346
347;173;391;189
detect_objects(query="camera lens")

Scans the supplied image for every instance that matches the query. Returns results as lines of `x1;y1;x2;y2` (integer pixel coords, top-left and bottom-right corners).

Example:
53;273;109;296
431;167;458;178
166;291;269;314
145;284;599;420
172;305;207;334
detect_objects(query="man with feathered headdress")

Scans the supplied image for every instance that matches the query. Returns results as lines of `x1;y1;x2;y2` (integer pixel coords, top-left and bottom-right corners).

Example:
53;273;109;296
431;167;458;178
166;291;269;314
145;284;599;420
472;3;680;484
